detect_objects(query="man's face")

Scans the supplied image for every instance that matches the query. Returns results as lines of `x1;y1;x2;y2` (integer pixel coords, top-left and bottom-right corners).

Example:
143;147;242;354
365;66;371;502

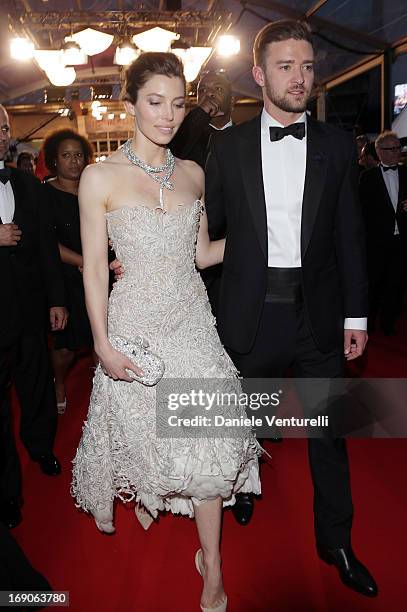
0;106;11;161
376;137;401;166
253;38;314;115
197;73;232;117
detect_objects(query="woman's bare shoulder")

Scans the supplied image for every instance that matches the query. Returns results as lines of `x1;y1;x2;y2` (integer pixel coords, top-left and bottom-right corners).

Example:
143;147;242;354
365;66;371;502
176;158;204;181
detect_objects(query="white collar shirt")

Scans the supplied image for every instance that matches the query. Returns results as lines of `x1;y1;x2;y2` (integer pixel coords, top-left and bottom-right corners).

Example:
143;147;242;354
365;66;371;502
0;160;15;224
261;108;307;268
380;164;399;235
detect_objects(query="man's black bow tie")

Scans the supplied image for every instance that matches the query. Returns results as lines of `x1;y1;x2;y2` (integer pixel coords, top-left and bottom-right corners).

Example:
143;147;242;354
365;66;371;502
382;164;398;172
0;167;11;184
269;122;305;142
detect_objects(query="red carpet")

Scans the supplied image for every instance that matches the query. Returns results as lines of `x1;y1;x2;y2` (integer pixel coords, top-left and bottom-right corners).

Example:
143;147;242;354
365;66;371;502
11;315;407;611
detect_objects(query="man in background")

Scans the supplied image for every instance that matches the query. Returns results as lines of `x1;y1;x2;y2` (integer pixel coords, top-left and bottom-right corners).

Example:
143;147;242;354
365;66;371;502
0;104;67;529
16;152;35;175
171;71;234;313
359;131;407;334
170;70;234;169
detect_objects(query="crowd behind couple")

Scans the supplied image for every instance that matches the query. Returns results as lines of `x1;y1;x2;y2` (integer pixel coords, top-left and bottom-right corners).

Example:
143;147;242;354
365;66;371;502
2;16;407;610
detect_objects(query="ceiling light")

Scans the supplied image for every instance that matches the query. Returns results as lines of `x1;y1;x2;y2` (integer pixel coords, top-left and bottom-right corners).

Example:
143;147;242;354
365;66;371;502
120;112;126;120
62;40;87;66
216;35;240;57
173;47;212;83
108;113;115;120
132;27;179;53
65;28;113;56
34;49;64;71
45;66;76;87
10;37;35;60
114;41;140;66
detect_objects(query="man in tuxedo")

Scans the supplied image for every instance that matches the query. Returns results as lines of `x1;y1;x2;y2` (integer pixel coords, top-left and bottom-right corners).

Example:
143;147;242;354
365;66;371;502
0;104;67;529
170;70;234;169
359;131;407;334
205;21;377;597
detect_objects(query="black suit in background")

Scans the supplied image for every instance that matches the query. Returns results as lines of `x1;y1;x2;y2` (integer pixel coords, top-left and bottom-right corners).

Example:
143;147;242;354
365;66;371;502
359;165;407;331
170;106;231;316
0;168;65;504
170;106;213;170
205;114;368;548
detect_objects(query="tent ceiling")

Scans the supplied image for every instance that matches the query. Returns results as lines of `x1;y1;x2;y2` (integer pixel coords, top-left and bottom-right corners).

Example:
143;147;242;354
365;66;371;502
0;0;406;105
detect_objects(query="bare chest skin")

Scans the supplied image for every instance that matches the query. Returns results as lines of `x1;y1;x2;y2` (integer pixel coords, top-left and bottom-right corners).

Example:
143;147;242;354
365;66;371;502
101;154;201;214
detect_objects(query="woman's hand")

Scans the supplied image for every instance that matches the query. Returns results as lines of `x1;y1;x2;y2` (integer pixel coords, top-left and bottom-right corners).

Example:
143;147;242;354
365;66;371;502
97;343;144;382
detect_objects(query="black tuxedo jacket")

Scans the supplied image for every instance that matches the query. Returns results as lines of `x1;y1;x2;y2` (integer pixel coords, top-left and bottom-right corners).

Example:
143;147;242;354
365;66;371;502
205;114;368;354
0;168;65;346
170;106;213;169
359;164;407;247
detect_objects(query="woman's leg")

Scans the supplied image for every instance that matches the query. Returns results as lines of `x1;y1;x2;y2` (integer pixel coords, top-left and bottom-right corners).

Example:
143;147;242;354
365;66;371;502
193;497;226;608
51;348;75;403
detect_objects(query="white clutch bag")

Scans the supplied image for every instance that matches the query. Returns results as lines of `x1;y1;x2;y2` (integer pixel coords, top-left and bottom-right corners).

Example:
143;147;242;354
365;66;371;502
110;335;165;386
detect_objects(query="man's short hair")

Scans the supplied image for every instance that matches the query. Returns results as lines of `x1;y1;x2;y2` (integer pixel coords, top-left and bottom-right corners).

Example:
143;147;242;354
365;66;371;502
375;130;399;149
253;19;313;67
17;151;34;166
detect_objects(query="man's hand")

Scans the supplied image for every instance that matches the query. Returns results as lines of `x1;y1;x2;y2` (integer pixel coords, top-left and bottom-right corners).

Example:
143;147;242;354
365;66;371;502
50;307;68;331
109;258;124;280
199;94;224;118
344;329;368;361
401;198;407;212
0;224;22;246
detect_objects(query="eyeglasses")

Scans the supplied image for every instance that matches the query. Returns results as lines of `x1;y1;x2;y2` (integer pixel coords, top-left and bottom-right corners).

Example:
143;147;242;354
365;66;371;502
0;125;10;135
379;145;401;151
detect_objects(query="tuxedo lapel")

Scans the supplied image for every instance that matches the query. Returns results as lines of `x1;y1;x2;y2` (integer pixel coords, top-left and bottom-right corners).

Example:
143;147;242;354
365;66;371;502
398;167;407;205
376;167;397;213
9;170;26;226
237;115;268;261
301;117;328;258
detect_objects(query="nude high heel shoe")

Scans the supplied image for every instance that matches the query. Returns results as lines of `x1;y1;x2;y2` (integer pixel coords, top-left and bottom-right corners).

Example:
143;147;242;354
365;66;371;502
93;503;115;534
195;549;228;612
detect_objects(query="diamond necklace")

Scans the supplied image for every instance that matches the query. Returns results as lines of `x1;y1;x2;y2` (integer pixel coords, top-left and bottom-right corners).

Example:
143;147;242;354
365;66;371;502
122;138;175;209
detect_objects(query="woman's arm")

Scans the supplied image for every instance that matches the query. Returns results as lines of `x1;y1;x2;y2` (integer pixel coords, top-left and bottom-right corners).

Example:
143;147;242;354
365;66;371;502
192;163;225;269
59;243;83;268
195;203;225;269
79;165;142;381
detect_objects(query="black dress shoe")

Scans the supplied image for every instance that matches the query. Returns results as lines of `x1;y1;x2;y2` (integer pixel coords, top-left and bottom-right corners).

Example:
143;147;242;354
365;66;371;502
232;493;254;526
318;545;378;597
0;498;22;529
35;454;61;476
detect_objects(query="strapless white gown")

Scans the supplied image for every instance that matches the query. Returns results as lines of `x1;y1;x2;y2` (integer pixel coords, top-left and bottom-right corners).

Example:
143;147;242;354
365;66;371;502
71;200;261;518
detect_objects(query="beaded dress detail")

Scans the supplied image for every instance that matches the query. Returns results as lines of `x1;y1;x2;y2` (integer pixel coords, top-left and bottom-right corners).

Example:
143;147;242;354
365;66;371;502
71;200;261;518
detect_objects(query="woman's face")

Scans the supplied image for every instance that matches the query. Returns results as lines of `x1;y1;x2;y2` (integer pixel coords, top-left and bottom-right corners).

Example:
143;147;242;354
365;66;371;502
128;74;185;145
55;138;86;180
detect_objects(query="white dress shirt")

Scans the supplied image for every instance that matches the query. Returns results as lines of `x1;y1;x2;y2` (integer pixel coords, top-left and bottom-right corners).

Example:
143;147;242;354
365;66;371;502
260;108;366;331
261;109;306;268
0;160;15;224
380;164;400;235
210;119;233;131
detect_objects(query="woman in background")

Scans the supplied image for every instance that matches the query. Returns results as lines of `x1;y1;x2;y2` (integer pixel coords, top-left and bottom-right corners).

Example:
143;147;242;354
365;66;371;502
42;129;94;414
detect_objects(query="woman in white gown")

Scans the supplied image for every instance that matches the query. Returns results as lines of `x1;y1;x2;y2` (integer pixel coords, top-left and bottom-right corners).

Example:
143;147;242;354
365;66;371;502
71;52;261;611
